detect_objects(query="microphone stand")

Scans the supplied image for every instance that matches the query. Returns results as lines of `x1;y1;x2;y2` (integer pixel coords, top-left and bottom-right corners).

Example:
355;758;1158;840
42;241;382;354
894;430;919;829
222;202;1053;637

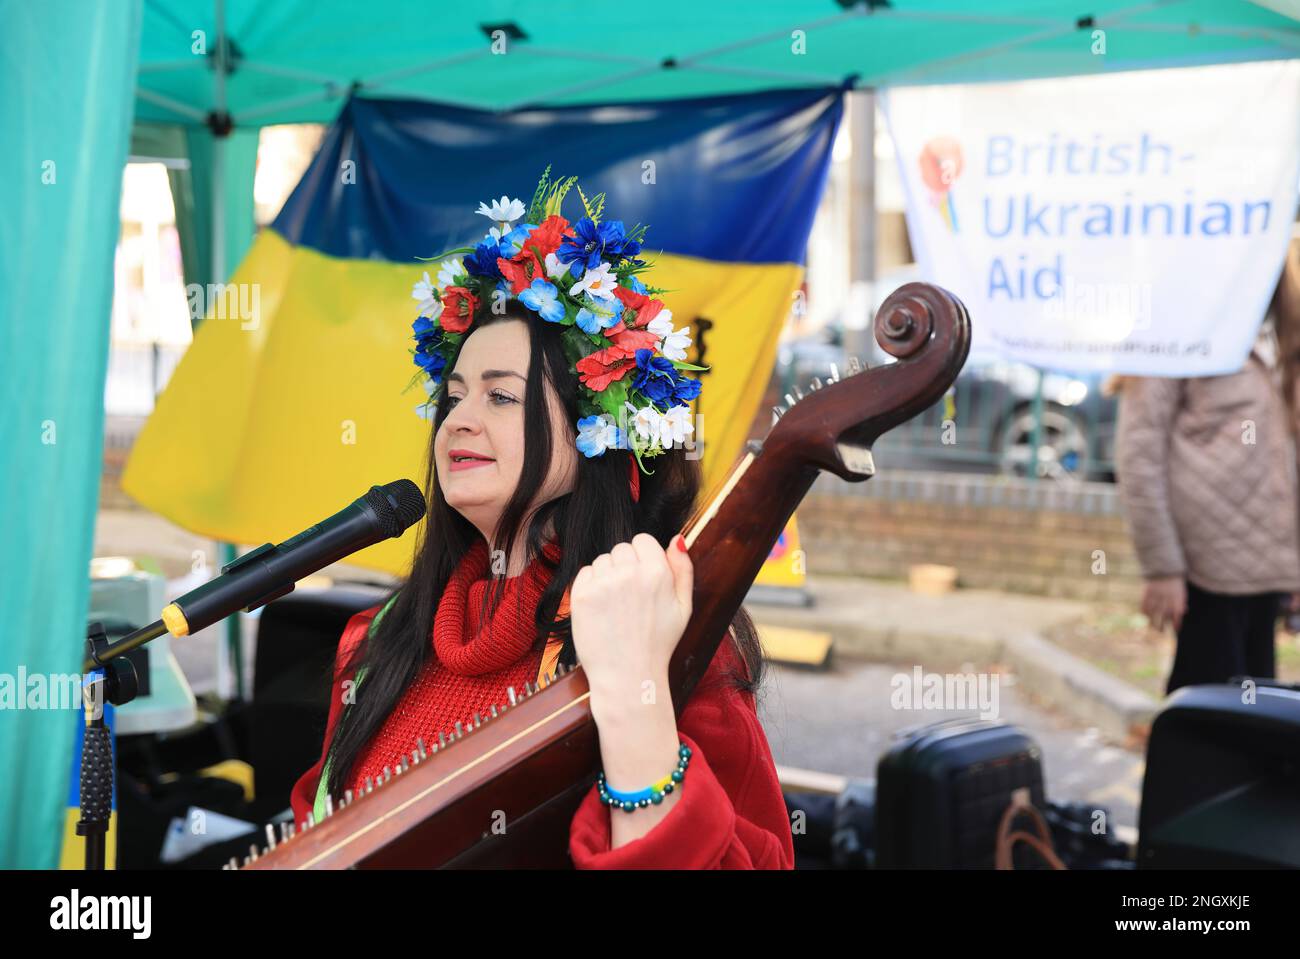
77;621;140;870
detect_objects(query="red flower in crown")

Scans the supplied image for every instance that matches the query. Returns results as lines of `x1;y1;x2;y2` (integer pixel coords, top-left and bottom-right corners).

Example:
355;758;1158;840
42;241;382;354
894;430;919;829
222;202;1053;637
575;344;636;392
609;326;658;353
611;285;665;329
440;286;479;333
525;214;571;260
498;251;545;295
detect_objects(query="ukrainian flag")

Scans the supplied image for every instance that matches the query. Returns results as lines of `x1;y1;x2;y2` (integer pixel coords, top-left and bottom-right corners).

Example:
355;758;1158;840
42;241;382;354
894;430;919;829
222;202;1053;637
122;88;844;574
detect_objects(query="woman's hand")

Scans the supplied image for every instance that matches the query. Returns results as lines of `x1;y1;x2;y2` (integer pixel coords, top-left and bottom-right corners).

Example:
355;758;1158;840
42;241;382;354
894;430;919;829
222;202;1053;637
571;533;693;849
570;532;693;720
1142;576;1186;633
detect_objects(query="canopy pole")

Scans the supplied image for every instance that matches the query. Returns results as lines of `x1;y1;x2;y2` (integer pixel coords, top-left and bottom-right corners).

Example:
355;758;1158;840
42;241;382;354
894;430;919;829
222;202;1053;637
211;0;245;703
845;89;877;371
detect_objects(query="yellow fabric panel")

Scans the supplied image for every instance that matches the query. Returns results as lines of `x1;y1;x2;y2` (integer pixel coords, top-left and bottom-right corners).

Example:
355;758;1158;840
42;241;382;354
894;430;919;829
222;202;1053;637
122;229;801;575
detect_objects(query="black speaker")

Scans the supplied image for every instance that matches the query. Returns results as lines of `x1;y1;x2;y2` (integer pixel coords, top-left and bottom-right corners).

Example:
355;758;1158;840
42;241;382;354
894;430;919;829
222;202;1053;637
246;583;389;820
1139;681;1300;868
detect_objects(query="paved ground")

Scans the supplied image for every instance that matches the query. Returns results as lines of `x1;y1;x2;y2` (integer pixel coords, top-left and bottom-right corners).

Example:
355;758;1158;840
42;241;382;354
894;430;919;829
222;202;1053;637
757;658;1142;829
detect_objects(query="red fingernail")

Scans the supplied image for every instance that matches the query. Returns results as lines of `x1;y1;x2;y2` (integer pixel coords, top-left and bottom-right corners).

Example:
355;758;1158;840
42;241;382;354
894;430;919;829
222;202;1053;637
676;535;688;552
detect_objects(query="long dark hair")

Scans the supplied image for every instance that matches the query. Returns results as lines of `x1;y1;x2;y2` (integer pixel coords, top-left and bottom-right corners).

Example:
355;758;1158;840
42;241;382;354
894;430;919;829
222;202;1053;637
324;299;765;796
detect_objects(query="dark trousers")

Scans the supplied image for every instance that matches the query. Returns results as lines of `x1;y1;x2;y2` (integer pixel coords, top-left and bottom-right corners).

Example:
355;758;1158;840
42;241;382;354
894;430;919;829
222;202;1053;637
1166;581;1281;695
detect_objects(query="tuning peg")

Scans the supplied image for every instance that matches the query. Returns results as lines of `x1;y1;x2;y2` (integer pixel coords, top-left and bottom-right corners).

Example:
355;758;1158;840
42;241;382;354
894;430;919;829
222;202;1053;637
286;821;296;839
829;362;841;383
324;794;335;817
227;857;239;870
249;843;260;862
383;766;392;782
784;392;797;408
365;776;374;794
507;686;518;706
265;823;278;850
438;730;447;748
399;754;409;773
279;821;290;843
810;376;823;390
847;355;863;375
344;789;353;805
473;711;482;727
417;737;427;759
489;704;499;718
243;855;250;867
454;721;464;739
306;812;315;830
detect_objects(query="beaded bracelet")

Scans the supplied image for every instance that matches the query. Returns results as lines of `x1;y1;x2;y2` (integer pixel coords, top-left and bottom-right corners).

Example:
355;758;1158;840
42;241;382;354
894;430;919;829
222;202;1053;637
597;742;692;813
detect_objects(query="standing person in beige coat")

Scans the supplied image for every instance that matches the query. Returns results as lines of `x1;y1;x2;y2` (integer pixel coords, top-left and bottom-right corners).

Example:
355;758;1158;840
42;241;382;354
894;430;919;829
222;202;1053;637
1115;242;1300;694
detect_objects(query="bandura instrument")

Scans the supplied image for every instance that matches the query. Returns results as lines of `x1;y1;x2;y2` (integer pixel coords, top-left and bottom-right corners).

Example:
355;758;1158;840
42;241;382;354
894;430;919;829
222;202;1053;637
238;281;970;869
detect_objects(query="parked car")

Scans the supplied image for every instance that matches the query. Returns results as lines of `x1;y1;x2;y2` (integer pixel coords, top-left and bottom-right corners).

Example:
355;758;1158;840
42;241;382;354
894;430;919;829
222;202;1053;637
774;331;1117;482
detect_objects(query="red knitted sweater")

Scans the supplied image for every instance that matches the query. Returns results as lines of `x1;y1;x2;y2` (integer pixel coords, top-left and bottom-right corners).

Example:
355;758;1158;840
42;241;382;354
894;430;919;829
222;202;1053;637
289;545;795;869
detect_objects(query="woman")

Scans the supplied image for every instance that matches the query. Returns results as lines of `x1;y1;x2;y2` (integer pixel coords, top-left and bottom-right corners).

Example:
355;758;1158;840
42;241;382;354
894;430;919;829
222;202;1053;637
1114;239;1300;694
289;175;794;869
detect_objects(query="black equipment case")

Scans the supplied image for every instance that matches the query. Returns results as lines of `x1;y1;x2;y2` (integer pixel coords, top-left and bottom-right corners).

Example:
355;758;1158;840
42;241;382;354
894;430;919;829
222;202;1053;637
1139;680;1300;868
875;717;1046;868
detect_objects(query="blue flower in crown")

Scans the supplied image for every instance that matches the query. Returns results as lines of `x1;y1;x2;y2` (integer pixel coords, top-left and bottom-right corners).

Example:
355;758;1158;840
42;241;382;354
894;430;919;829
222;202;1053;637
557;217;642;276
464;238;505;279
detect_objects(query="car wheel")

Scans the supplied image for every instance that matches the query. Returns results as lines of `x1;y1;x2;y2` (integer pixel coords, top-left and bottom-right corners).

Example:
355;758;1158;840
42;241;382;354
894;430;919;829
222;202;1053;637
997;405;1090;481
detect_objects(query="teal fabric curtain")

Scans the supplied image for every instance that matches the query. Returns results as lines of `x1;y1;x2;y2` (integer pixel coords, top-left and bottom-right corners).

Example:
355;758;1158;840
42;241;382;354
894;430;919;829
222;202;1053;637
0;0;143;868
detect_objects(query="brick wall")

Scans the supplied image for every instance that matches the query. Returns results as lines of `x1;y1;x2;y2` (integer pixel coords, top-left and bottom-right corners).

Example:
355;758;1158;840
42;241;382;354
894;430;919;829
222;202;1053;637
795;470;1144;602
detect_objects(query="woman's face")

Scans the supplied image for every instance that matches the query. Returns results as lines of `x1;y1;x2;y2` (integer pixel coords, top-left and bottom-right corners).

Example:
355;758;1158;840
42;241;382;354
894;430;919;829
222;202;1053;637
434;319;578;542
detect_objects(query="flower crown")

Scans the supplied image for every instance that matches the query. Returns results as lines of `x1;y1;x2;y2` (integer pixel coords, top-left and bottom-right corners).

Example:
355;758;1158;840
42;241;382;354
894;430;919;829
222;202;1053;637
405;168;705;474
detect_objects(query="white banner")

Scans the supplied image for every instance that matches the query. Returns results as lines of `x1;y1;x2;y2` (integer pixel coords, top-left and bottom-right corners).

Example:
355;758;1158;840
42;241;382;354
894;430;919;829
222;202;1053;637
882;62;1300;375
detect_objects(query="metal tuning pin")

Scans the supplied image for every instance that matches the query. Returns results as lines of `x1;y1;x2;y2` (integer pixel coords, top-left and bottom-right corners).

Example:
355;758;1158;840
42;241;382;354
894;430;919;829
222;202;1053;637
399;754;409;772
227;857;238;870
325;794;335;817
344;789;354;805
383;766;392;782
847;355;862;375
829;362;841;383
249;843;260;862
489;704;498;718
507;686;518;706
286;821;296;840
794;384;805;400
454;721;464;739
771;405;786;426
784;392;797;408
417;737;428;759
473;711;482;727
365;776;374;794
265;823;278;850
243;855;250;867
438;730;447;748
810;376;823;390
410;748;420;766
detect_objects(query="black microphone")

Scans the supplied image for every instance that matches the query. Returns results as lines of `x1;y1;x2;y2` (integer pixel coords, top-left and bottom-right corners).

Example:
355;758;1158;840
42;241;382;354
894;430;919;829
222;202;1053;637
159;479;426;637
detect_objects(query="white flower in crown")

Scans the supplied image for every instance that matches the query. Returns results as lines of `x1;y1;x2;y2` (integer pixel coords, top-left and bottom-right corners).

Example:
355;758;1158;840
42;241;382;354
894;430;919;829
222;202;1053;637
476;195;526;229
544;252;568;280
415;378;439;420
412;272;441;319
661;405;695;445
436;257;464;289
627;402;671;449
570;261;619;301
647;309;692;361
